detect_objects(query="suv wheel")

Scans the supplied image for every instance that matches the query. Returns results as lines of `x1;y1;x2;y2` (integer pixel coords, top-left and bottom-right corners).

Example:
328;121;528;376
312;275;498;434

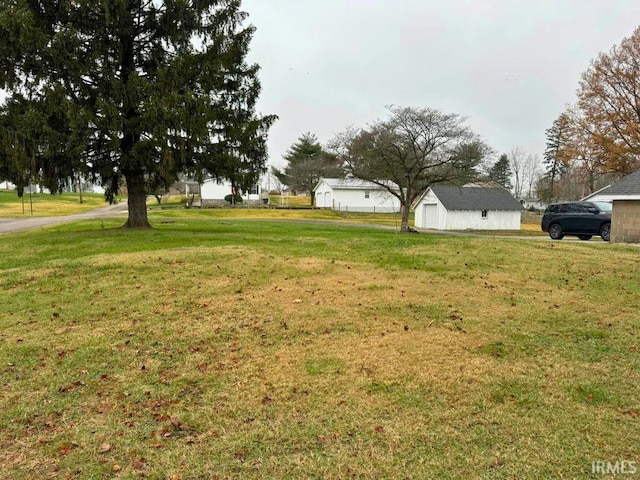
600;223;611;242
549;223;564;240
578;235;592;241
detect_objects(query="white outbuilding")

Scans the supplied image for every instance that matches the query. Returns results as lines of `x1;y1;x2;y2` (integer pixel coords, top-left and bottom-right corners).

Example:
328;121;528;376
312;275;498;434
414;185;523;230
200;178;263;204
313;177;401;213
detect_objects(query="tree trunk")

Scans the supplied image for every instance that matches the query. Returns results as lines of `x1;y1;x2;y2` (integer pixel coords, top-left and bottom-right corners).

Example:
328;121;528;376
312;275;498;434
400;204;410;232
123;171;151;228
119;5;149;229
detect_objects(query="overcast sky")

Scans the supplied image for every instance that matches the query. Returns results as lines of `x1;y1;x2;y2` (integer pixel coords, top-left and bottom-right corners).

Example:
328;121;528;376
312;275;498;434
242;0;640;169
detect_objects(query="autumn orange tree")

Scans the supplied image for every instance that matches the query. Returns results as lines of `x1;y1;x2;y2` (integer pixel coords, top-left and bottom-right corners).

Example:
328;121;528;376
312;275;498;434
576;25;640;176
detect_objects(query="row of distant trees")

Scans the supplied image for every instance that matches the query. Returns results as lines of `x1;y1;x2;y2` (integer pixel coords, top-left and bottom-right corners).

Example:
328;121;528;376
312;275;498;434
540;25;640;203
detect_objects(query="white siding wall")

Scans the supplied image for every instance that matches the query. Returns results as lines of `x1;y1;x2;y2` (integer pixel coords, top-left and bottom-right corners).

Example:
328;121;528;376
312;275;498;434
201;180;260;202
201;180;232;201
333;189;399;212
444;210;520;230
314;181;400;212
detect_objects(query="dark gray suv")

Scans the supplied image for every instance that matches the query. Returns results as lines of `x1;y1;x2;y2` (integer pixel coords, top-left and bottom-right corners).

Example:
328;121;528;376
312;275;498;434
541;201;612;241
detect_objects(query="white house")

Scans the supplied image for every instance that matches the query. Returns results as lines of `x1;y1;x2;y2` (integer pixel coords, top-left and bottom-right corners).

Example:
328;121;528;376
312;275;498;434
313;177;401;213
414;185;523;230
520;197;547;211
200;178;263;204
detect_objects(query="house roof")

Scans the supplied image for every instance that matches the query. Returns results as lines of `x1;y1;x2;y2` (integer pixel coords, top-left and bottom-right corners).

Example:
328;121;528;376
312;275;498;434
313;177;398;191
583;170;640;200
427;185;523;211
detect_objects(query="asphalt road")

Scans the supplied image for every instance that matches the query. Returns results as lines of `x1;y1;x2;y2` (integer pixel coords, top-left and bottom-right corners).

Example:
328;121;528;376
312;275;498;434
0;203;128;235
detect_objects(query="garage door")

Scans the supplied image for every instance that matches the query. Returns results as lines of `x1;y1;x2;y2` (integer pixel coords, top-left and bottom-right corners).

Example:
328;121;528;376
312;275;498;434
423;204;437;228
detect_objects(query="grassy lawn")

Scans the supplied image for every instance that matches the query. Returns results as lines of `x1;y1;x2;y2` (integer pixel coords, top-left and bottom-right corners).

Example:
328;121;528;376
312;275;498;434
0;191;110;217
1;211;638;478
151;206;409;228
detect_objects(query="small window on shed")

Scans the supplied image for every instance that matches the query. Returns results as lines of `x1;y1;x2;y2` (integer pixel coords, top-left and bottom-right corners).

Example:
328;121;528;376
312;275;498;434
364;190;370;199
481;210;488;218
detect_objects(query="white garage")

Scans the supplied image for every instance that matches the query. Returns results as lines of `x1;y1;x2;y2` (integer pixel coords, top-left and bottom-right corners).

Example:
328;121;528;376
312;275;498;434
414;185;523;230
313;177;400;213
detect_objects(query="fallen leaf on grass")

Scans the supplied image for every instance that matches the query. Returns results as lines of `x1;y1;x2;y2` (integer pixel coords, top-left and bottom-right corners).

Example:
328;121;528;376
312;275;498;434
234;450;248;461
58;381;86;393
57;443;76;455
197;362;209;372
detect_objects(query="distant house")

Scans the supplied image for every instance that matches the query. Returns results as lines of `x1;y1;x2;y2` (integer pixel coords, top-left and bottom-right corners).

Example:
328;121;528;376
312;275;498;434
583;170;640;243
414;185;523;230
313;177;401;213
520;197;547;211
200;178;263;204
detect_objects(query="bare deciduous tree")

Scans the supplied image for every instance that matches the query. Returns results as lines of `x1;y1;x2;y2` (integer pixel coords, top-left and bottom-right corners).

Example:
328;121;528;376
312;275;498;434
508;147;527;198
331;106;491;232
523;153;542;199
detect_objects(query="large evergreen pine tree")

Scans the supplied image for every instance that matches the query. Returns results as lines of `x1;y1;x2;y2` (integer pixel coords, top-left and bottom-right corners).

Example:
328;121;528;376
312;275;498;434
542;113;570;202
0;0;275;227
273;133;342;204
489;154;512;189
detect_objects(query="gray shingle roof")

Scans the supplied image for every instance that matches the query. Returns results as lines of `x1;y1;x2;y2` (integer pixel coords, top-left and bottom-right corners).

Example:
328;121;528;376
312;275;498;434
597;169;640;196
430;185;523;211
314;177;399;191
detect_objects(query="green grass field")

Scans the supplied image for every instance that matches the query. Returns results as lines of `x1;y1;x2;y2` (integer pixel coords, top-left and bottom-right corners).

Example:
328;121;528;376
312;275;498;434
0;208;638;479
0;190;110;217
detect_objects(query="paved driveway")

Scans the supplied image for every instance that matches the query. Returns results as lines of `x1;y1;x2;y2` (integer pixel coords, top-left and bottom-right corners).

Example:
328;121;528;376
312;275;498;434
0;203;128;235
